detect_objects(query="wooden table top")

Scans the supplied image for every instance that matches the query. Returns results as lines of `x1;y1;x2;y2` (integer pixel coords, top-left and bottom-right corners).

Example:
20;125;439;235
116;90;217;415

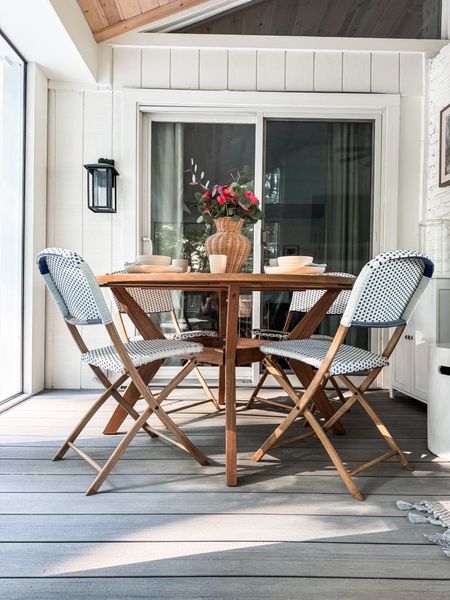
97;272;355;292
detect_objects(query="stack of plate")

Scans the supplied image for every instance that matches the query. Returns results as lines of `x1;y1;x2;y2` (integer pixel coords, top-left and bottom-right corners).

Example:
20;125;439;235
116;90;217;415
125;264;184;274
125;254;183;273
264;255;326;275
277;255;313;268
264;264;326;275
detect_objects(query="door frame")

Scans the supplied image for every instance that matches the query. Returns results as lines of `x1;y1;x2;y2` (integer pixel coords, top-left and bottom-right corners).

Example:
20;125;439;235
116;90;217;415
119;89;400;385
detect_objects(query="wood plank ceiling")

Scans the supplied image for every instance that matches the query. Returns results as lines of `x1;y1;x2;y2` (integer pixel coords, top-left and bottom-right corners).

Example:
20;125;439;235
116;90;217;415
178;0;441;39
76;0;211;42
78;0;441;42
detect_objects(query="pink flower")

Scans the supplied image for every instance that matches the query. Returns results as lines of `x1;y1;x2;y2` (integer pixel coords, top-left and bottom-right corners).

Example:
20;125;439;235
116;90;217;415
202;191;211;198
244;191;258;205
217;196;226;205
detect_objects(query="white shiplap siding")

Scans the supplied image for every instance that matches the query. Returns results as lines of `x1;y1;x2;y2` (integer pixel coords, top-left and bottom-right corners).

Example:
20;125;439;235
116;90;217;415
110;46;424;95
45;42;428;389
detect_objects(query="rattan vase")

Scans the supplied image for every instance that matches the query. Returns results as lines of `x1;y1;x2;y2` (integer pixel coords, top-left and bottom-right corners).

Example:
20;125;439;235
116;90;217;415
205;217;251;273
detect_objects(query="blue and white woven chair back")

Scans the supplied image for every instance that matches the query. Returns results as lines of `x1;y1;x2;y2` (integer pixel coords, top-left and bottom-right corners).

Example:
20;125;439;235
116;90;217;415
289;272;355;315
111;271;175;314
341;251;434;329
36;248;112;325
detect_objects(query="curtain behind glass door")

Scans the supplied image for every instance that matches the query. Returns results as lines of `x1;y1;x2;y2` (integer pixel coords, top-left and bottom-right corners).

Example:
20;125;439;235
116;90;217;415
263;120;373;348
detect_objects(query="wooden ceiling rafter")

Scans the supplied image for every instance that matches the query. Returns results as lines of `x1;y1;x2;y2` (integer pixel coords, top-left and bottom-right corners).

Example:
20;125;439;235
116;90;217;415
77;0;212;42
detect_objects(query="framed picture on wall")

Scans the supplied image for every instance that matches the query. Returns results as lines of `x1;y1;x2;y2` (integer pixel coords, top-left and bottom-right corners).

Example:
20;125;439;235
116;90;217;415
439;103;450;187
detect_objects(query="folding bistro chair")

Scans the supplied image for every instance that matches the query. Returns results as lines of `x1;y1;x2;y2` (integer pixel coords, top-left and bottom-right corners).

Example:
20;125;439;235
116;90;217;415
251;251;433;500
248;273;355;410
37;248;208;495
112;276;220;412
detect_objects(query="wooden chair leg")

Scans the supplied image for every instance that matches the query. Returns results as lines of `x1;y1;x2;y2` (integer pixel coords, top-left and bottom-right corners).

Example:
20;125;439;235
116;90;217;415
86;363;209;495
111;350;209;468
246;368;269;409
355;391;413;471
336;373;413;472
251;358;320;461
53;374;128;461
86;404;155;495
140;385;209;466
329;376;347;404
193;365;220;410
303;408;363;501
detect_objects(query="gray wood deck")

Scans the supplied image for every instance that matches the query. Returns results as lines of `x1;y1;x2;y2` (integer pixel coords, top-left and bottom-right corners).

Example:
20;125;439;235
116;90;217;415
0;388;449;599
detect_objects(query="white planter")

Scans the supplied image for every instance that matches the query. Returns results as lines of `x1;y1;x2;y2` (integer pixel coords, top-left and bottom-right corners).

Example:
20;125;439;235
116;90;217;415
428;344;450;459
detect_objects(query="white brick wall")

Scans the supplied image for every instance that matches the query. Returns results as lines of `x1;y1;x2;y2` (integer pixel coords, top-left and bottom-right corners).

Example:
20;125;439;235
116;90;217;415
427;43;450;220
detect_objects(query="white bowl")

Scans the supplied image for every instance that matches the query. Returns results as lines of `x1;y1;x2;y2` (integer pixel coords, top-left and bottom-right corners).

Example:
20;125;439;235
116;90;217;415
277;255;313;267
136;254;171;266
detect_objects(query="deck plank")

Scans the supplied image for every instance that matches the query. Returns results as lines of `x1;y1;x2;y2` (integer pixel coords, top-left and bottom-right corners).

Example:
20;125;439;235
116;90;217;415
1;577;449;599
0;389;448;597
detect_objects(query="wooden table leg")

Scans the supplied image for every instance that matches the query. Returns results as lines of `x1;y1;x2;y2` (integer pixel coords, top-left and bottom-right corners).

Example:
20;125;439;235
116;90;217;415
218;291;227;406
287;290;345;435
103;287;165;435
225;285;239;486
103;360;162;434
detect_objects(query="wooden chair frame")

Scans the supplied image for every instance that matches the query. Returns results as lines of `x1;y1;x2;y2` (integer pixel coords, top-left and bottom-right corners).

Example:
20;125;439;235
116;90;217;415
54;320;208;496
247;304;346;411
251;324;411;501
115;302;220;413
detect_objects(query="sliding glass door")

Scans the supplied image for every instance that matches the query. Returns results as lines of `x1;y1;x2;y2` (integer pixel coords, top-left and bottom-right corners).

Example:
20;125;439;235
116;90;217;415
142;112;374;378
263;119;373;349
0;33;25;402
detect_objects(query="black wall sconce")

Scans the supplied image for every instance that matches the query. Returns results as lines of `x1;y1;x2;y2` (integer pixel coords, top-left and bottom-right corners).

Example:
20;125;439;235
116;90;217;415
84;158;119;213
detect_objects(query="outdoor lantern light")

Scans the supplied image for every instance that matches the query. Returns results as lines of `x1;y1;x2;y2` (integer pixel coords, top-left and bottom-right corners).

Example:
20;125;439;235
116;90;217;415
84;158;119;213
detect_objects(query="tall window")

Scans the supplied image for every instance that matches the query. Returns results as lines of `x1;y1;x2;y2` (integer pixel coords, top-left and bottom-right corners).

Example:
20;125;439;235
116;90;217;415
0;32;26;402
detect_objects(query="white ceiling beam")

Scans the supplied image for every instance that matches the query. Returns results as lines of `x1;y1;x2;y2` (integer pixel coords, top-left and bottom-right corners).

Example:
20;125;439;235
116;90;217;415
104;32;447;56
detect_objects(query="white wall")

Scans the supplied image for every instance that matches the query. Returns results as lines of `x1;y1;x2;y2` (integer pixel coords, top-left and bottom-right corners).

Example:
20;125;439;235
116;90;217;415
46;40;434;389
427;43;450;219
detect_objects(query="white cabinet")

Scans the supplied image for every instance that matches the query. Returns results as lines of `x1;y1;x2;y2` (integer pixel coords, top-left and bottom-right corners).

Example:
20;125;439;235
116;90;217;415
391;278;450;403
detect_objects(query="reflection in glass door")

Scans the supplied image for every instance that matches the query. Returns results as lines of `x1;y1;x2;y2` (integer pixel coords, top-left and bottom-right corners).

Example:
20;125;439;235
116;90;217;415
262;120;373;349
145;118;256;366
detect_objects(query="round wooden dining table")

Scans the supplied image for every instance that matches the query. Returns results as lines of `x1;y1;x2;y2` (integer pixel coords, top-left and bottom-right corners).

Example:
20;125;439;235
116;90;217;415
97;272;355;486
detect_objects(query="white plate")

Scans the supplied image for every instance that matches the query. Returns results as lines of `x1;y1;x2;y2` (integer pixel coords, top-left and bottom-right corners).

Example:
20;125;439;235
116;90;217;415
277;255;313;267
264;265;326;275
125;264;184;274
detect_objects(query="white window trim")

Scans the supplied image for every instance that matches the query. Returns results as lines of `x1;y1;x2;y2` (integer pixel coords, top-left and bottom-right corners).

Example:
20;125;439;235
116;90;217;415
118;88;400;384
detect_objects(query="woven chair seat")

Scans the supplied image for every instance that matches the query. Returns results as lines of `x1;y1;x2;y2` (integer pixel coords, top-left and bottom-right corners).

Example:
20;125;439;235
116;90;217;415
260;338;389;375
82;339;203;373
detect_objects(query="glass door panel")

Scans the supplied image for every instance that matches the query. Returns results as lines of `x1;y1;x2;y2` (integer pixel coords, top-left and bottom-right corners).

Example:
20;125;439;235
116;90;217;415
0;34;25;402
263;120;373;349
148;120;256;361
